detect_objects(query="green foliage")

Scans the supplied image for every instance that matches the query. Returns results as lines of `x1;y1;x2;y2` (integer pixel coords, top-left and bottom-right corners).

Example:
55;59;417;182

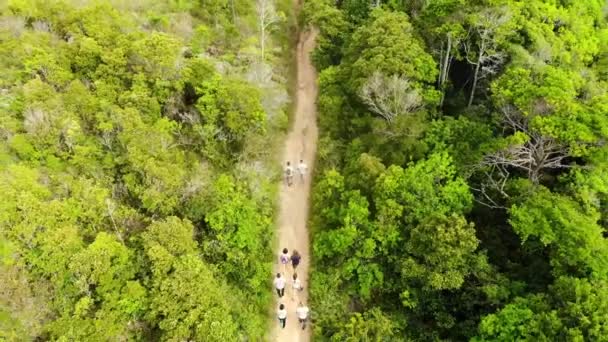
404;214;481;290
301;0;349;69
423;116;494;173
331;308;402;342
194;76;267;163
374;153;473;225
0;0;289;339
509;186;608;279
475;277;608;341
343;9;439;102
305;0;608;340
146;254;240;341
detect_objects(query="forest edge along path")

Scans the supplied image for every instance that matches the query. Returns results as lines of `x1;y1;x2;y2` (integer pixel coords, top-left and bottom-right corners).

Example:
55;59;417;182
271;27;318;341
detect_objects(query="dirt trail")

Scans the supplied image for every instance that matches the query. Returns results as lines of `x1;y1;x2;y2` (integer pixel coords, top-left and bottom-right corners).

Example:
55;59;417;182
271;27;318;342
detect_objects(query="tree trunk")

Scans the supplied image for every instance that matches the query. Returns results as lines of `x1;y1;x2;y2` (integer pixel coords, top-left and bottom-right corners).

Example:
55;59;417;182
439;35;452;106
468;59;480;107
442;35;452;86
230;0;237;25
261;25;265;60
438;42;444;89
468;35;488;108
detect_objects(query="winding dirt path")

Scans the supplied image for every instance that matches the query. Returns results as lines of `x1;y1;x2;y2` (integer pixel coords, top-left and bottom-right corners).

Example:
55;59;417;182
271;27;318;342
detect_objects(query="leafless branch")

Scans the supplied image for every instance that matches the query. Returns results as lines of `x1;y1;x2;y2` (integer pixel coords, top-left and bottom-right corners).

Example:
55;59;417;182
472;106;574;206
359;71;422;123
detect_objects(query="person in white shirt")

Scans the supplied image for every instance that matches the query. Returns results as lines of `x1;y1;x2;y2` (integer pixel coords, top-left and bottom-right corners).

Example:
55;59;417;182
296;302;310;330
277;303;287;329
284;161;294;186
273;273;286;298
297;159;308;183
291;272;302;301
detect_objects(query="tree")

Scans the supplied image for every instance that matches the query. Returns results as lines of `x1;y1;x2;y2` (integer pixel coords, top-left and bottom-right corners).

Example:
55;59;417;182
301;0;349;69
331;308;401;341
417;0;468;105
256;0;283;61
359;71;423;123
403;214;482;291
509;186;608;279
194;75;267;162
475;277;608;341
464;6;515;107
343;8;439;103
374;152;473;225
145;251;240;340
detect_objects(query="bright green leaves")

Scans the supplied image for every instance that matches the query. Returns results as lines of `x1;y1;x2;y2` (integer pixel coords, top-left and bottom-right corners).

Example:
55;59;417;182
131;33;181;79
514;0;603;68
27;225;83;288
142;218;241;341
0;0;281;340
23;46;73;88
331;308;401;342
375;153;473;225
475;277;608;341
314;187;371;260
143;216;197;257
203;175;272;292
492;50;607;156
312;169;382;299
492;66;583;117
403;214;480;290
147;255;239;341
423;116;493;173
301;0;348;69
313;153;480;302
343;9;439;102
119;114;190;215
70;233;135;297
194;75;267;162
372;154;483;292
509;186;608;279
474;295;554;341
306;0;608;340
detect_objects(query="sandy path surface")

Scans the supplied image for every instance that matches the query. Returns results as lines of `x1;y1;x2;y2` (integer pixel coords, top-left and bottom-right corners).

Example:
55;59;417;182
270;27;318;342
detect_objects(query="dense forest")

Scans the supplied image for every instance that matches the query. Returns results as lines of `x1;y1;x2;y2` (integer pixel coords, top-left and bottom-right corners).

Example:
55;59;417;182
2;0;608;340
304;0;608;340
0;0;294;340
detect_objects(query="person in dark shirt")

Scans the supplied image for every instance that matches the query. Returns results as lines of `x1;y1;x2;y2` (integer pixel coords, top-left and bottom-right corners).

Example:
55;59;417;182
291;250;301;271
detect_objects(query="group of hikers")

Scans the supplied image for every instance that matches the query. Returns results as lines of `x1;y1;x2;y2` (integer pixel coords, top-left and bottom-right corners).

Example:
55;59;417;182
274;159;310;331
274;248;309;330
284;159;308;187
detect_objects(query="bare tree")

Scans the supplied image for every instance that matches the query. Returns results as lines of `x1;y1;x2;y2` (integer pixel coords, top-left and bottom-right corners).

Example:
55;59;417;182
359;71;423;123
256;0;282;61
473;106;572;207
464;8;511;107
23;107;48;135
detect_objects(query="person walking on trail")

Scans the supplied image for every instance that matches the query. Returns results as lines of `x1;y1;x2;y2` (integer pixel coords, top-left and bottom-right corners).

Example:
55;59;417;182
277;303;288;329
297;159;308;183
284;161;294;187
274;273;286;298
291;272;303;301
279;248;290;274
296;302;310;330
291;250;301;272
